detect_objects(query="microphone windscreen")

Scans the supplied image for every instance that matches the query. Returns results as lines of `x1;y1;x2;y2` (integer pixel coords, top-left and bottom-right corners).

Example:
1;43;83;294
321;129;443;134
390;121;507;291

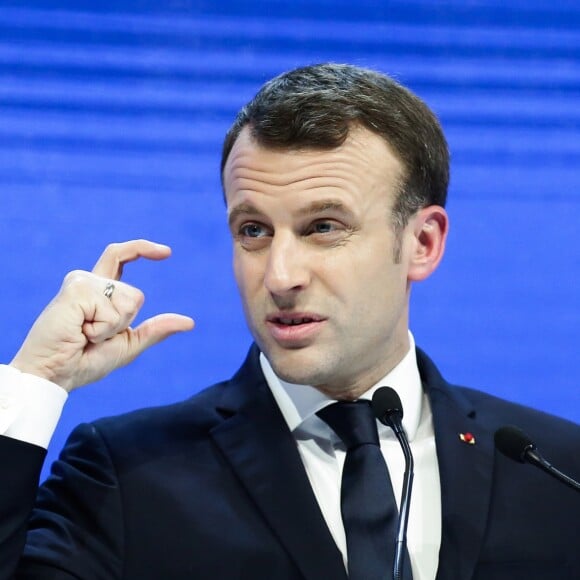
494;425;535;463
372;386;403;422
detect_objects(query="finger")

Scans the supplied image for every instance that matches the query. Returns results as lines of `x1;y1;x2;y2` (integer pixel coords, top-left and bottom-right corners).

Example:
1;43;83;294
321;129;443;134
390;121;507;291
92;240;172;280
82;282;145;343
128;313;195;356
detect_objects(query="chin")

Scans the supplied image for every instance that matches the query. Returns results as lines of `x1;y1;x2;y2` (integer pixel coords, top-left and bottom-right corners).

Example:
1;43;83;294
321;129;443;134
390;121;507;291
264;346;334;387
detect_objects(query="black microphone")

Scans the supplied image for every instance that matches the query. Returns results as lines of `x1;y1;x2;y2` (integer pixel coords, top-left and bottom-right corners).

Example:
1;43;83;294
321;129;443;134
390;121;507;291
494;425;580;493
372;387;414;580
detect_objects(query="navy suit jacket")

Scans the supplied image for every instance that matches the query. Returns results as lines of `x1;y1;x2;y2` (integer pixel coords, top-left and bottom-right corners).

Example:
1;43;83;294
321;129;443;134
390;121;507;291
1;346;579;579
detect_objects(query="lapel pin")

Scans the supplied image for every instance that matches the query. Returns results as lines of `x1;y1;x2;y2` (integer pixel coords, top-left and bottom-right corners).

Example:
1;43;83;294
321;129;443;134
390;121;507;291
459;432;476;445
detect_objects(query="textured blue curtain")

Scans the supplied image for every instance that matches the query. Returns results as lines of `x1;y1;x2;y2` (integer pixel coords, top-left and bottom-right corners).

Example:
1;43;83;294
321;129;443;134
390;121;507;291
0;0;578;479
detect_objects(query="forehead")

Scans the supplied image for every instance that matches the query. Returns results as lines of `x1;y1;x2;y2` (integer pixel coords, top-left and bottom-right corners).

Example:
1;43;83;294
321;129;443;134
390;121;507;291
223;126;403;210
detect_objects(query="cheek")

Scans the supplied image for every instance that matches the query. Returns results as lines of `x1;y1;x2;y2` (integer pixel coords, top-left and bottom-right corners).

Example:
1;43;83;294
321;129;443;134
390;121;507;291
232;252;248;295
233;253;262;297
328;243;395;283
347;257;406;308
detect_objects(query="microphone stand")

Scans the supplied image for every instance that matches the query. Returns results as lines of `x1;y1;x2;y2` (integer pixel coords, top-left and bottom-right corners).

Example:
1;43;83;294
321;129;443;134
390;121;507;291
373;386;415;579
495;426;580;493
389;418;414;580
525;448;580;493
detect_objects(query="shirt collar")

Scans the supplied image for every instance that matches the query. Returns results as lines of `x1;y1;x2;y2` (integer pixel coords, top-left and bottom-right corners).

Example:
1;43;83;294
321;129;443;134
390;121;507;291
260;332;423;441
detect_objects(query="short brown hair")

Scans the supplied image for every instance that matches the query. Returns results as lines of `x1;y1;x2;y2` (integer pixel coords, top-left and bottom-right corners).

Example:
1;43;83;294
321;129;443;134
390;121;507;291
221;63;449;234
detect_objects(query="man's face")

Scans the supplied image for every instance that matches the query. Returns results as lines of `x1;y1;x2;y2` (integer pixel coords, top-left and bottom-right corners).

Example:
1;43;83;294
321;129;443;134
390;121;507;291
224;126;417;399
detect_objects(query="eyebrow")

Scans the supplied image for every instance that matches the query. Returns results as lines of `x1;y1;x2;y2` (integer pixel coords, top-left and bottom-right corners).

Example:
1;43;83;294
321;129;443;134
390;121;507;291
296;199;352;218
227;199;354;228
227;203;260;229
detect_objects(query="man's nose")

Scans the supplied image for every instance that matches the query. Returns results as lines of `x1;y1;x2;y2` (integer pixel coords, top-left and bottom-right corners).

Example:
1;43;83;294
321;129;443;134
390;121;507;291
264;234;311;296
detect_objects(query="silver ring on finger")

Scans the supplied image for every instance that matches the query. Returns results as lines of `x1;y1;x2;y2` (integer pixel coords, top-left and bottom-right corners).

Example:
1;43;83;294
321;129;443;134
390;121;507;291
103;281;116;300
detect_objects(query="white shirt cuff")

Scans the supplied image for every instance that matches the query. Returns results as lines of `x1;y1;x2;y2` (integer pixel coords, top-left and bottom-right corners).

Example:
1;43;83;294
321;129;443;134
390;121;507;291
0;364;68;448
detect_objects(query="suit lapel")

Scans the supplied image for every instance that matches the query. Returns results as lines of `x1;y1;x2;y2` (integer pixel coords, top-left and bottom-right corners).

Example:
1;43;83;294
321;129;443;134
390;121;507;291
418;350;495;580
210;347;347;580
211;346;496;580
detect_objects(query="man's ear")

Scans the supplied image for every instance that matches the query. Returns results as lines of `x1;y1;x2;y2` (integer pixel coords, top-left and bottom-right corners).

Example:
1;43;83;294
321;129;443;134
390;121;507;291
407;205;449;282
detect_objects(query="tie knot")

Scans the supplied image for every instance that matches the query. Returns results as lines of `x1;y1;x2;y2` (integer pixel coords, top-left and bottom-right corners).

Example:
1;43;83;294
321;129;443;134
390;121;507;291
317;400;380;450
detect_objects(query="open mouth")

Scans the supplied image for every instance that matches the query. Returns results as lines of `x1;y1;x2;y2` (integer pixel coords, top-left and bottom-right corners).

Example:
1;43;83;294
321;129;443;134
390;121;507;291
268;313;325;326
265;313;326;345
276;317;317;326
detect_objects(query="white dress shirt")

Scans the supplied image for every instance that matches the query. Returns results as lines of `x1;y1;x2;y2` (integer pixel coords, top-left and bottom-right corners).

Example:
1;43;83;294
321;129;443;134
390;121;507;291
0;364;67;448
261;333;441;580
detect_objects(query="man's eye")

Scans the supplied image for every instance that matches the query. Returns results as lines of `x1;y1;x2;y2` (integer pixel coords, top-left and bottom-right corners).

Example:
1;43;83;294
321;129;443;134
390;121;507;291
310;221;337;234
240;223;267;238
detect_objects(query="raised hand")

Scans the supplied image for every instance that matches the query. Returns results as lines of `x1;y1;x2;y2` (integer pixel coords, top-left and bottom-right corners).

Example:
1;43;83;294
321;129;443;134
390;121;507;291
10;240;194;392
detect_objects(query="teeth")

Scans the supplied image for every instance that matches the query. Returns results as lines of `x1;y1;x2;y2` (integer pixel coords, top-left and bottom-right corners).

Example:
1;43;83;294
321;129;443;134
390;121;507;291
279;317;311;325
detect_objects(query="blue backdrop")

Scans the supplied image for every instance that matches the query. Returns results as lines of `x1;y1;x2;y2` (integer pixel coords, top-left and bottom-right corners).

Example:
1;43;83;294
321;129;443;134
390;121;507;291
0;0;578;480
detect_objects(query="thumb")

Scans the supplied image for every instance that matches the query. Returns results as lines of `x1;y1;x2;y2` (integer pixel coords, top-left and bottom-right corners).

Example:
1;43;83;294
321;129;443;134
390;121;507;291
129;313;195;357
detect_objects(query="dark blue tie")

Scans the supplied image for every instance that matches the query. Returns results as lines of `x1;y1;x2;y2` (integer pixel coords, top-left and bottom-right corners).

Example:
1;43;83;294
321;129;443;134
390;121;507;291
317;400;411;580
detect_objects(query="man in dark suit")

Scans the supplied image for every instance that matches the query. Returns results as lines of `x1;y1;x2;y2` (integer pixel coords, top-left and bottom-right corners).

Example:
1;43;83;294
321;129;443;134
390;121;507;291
1;64;579;579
